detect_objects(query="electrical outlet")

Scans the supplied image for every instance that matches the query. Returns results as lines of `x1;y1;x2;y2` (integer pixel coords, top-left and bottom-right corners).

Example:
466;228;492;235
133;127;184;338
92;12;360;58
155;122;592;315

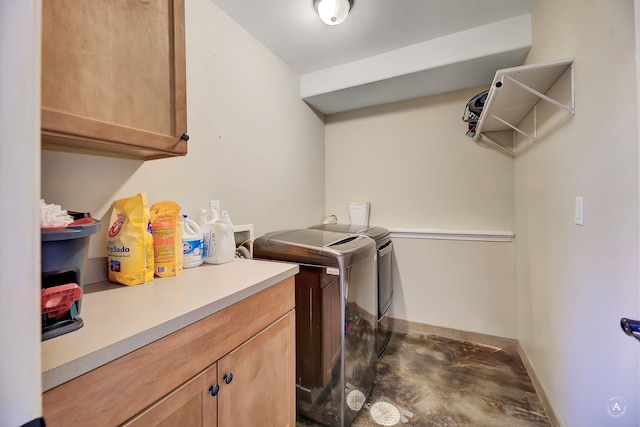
574;197;584;226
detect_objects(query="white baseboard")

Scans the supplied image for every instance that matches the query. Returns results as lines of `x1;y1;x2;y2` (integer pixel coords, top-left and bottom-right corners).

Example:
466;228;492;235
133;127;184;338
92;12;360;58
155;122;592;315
517;343;562;427
387;317;518;355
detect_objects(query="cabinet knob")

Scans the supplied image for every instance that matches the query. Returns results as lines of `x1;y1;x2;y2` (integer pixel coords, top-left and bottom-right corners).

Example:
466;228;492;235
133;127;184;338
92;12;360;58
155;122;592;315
209;384;220;396
180;133;190;141
223;373;233;384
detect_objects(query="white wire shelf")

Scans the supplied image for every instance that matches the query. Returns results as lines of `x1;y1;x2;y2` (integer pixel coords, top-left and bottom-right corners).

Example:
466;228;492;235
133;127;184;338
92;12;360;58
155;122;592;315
473;58;575;156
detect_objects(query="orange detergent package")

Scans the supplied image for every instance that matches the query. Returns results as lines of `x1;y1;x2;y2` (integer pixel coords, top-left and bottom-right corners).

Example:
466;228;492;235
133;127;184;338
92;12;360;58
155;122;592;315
150;200;183;278
107;193;154;285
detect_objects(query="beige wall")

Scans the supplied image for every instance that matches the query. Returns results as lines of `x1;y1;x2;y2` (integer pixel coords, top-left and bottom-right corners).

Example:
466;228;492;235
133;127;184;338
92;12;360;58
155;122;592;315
41;0;326;260
35;1;640;424
391;238;515;337
325;91;515;229
325;89;517;339
516;0;639;426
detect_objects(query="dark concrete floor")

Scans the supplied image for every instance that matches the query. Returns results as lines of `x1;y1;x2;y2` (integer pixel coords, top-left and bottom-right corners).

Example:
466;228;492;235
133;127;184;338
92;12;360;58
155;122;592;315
298;330;550;426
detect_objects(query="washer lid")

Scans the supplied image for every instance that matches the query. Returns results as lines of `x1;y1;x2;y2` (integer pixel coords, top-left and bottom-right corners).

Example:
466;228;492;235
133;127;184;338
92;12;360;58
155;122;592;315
309;223;368;234
254;228;376;265
261;228;360;249
362;226;389;241
309;223;389;241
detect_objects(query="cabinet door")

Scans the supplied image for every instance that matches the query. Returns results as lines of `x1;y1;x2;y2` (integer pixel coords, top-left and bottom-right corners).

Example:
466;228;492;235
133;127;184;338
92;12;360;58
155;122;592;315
218;311;296;426
41;0;187;160
122;363;217;427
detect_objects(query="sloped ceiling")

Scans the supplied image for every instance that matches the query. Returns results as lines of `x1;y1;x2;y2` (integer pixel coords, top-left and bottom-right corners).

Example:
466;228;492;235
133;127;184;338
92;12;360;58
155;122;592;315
210;0;536;114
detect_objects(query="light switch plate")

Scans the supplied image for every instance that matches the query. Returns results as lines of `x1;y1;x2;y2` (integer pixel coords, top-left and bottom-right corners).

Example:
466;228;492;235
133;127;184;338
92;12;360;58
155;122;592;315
574;197;584;226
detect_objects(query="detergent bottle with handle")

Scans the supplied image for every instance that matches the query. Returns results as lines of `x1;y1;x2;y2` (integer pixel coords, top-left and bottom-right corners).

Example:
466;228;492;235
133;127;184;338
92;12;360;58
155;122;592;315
209;210;236;264
182;215;203;268
199;205;219;264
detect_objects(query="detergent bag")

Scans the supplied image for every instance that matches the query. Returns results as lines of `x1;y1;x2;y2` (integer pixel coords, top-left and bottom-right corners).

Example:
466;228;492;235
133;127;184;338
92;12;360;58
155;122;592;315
107;193;154;285
150;200;183;277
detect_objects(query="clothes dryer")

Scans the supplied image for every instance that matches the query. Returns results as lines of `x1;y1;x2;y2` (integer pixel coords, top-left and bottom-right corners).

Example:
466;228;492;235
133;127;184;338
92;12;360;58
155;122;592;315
309;223;393;357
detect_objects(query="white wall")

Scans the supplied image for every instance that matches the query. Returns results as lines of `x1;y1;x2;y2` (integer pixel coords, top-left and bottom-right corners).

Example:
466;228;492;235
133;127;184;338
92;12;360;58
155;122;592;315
0;1;42;425
325;90;517;338
41;0;326;262
391;238;515;337
516;1;640;426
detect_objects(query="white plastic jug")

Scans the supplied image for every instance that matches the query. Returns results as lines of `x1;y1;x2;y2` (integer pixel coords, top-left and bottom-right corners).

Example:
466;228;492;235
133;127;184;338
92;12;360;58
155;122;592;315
199;207;235;265
208;219;235;264
199;208;219;264
182;216;204;268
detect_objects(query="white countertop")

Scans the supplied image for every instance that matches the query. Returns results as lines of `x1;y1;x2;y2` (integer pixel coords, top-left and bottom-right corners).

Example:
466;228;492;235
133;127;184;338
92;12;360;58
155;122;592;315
42;258;298;392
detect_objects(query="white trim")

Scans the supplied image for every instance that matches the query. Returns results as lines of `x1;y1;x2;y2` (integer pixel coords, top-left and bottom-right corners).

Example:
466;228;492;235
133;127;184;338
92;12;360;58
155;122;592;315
387;228;514;242
635;3;640;425
0;0;42;424
517;343;562;427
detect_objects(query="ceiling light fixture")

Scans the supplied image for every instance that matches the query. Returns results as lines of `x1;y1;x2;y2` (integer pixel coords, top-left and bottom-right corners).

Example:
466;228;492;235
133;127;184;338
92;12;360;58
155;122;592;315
314;0;353;26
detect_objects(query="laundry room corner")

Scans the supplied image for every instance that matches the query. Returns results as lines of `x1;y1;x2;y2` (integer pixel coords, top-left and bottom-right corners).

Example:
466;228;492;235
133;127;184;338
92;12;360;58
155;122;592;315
324;89;517;341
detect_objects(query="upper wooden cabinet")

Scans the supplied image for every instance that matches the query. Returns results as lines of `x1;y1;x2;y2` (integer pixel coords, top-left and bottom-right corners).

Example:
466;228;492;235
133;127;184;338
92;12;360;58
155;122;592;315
41;0;188;160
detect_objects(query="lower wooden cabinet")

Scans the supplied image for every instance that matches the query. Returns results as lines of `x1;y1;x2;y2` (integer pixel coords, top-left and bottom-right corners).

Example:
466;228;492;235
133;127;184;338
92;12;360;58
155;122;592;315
43;277;295;426
218;311;295;426
123;364;218;427
123;312;295;426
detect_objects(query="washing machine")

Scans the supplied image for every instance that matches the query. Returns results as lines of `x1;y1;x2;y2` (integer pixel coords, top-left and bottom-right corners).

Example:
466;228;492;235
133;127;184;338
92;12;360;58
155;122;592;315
253;228;377;427
309;223;393;357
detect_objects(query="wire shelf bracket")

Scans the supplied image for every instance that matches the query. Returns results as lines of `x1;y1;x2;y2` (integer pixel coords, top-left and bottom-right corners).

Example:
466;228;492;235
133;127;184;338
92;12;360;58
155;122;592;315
473;58;575;156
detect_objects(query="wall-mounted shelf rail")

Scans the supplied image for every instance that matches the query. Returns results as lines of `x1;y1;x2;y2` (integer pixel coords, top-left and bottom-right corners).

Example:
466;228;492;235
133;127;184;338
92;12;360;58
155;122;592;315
473;58;575;156
387;228;513;242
